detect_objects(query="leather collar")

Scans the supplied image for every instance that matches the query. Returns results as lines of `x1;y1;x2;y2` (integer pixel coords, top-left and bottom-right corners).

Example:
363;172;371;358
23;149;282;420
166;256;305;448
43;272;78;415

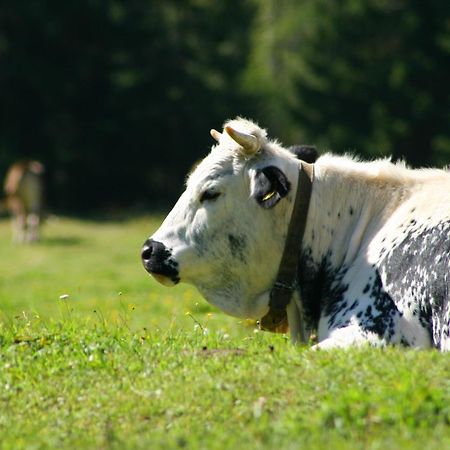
259;162;314;336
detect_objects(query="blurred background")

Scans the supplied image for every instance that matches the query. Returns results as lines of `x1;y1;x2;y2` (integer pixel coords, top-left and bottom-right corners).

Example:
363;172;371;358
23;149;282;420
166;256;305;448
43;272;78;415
1;0;450;214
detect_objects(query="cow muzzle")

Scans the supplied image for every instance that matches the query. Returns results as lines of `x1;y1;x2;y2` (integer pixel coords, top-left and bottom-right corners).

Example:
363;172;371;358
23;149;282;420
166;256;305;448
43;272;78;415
141;239;180;286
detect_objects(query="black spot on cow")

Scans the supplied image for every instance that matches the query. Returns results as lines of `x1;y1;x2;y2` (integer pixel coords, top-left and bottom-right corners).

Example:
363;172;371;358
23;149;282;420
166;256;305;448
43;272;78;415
364;272;399;339
228;234;247;261
348;300;358;311
297;248;325;328
349;207;354;215
298;248;349;330
400;336;411;347
288;145;318;163
297;219;449;349
380;220;450;348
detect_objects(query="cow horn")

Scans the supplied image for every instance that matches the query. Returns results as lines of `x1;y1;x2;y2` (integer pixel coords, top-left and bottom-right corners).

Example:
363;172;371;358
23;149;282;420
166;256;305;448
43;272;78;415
210;129;222;142
225;126;259;155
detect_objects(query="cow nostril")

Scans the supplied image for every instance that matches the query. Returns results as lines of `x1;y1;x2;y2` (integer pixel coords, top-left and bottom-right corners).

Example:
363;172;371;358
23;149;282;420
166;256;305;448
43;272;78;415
141;246;152;261
141;239;179;283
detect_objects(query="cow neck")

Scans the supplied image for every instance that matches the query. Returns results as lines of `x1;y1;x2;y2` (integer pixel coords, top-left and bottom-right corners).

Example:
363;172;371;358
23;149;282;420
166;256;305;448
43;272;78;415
260;162;314;341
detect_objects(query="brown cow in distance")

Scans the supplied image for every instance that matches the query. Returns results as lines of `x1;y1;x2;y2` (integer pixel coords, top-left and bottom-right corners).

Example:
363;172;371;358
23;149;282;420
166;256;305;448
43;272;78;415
4;160;45;243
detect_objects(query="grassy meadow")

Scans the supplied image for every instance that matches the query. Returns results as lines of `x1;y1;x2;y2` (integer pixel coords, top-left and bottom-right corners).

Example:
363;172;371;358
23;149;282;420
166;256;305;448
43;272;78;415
0;216;448;449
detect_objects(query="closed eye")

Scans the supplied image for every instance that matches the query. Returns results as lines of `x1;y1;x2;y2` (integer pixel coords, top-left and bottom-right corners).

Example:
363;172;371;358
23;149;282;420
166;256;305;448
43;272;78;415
200;190;221;203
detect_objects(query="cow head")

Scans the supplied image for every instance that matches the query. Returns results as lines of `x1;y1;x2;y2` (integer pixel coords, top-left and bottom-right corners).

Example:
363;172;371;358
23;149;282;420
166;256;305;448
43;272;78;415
142;118;304;319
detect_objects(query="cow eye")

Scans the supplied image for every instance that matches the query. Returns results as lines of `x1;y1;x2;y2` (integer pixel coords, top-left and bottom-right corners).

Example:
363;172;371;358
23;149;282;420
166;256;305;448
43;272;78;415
200;190;221;203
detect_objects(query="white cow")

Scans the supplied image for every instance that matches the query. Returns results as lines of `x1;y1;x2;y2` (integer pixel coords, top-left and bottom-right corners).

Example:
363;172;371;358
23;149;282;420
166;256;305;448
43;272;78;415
4;160;45;243
142;118;450;351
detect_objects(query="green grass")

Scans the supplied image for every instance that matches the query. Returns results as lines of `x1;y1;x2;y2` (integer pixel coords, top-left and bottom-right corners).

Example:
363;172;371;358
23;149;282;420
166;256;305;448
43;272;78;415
0;216;448;449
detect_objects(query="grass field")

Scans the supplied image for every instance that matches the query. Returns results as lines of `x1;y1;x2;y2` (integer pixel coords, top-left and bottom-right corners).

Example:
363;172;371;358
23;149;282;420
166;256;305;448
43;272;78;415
0;216;448;449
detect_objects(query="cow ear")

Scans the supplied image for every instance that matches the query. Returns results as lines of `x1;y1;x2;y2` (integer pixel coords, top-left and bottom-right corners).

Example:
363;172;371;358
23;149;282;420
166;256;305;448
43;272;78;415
252;166;291;209
288;145;318;163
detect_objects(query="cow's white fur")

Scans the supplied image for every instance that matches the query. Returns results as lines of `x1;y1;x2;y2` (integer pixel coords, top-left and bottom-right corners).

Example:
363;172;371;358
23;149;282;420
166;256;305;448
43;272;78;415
151;119;301;319
305;154;449;349
147;118;450;350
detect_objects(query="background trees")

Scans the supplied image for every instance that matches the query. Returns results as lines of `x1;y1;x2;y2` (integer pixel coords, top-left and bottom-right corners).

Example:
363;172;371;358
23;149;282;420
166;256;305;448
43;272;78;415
1;0;449;212
246;0;450;165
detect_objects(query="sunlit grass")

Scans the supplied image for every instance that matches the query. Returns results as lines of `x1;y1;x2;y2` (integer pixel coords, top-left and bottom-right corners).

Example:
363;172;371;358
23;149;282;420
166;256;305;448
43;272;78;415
0;216;245;335
0;216;448;449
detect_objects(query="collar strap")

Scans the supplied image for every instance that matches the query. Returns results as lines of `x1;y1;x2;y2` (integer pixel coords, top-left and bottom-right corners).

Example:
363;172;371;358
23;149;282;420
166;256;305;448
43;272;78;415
260;162;314;334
